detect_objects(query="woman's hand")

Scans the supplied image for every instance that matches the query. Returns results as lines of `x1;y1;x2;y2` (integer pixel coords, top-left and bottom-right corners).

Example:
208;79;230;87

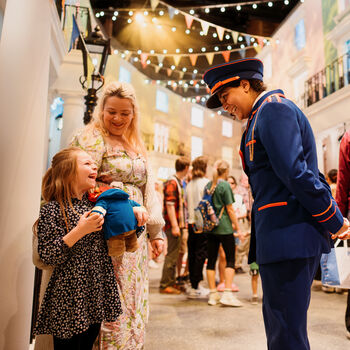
150;239;164;258
77;211;104;236
133;206;149;226
331;217;350;240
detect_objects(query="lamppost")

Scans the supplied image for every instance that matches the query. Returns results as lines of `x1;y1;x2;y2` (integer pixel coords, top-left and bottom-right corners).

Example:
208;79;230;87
79;26;110;124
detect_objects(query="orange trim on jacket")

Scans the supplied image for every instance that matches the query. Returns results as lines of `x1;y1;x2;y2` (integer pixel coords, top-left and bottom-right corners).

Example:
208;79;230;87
246;140;256;147
258;202;288;211
318;207;337;223
312;199;332;217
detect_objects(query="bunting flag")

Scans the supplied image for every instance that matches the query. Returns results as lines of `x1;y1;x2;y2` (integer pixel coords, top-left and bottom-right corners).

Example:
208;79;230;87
200;20;210;35
258;38;264;48
168;6;176;19
205;52;215;65
196;96;201;102
185;14;194;29
167;68;172;76
172;84;177;91
232;31;239;44
193;80;198;86
140;53;148;69
151;0;160;11
69;15;80;51
216;27;225;41
178;71;185;80
157;54;164;64
173;55;182;66
239;49;246;59
245;35;251;46
222;51;231;63
206;87;210;94
184;85;189;92
253;45;262;54
189;54;198;66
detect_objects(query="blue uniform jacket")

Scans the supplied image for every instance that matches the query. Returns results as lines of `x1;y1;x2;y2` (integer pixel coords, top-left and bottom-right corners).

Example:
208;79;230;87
240;90;343;264
91;189;142;240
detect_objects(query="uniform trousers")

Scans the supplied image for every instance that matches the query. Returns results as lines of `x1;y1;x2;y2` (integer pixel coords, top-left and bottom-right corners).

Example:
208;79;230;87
187;224;208;289
259;255;320;350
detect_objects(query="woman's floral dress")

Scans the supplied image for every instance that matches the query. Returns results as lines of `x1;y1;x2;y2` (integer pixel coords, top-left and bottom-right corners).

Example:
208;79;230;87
72;129;149;349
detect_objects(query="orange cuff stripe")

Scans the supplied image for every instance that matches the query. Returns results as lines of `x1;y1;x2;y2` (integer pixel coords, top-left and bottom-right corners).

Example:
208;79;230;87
239;150;245;170
258;202;287;211
318;207;337;223
246;140;256;147
312;200;333;217
211;76;240;94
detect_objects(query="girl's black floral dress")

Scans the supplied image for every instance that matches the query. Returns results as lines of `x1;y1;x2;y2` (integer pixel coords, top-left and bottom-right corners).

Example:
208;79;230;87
34;195;122;339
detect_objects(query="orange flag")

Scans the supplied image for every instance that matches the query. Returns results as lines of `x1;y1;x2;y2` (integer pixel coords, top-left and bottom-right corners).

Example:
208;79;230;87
189;54;198;66
222;51;231;62
140;53;148;69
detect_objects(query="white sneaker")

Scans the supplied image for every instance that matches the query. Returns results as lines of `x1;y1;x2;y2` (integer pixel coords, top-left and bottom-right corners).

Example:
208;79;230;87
198;284;209;296
187;287;199;299
208;292;221;306
220;292;243;307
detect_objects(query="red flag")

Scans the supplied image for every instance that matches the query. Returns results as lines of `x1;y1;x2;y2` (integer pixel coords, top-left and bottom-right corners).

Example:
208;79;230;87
140;53;148;69
222;51;231;63
185;14;194;29
189;54;198;66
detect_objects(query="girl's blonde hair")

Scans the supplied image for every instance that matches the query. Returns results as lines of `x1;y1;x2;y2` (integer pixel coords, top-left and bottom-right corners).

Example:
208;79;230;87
41;147;83;231
211;159;230;190
92;81;146;157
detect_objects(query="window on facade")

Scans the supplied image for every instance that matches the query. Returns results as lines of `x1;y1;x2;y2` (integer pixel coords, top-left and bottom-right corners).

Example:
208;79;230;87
191;136;203;160
191;106;204;128
222;146;233;169
156;90;169;113
119;66;131;83
154;123;169;153
222;119;233;138
294;19;306;51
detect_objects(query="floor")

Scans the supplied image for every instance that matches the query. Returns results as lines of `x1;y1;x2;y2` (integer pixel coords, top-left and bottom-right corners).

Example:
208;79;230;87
145;263;349;350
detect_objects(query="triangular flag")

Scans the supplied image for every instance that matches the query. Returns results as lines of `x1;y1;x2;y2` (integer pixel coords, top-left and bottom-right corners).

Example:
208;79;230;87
206;87;210;93
196;96;201;102
216;27;225;41
172;84;177;91
178;71;185;80
173;55;182;66
205;52;215;65
193;80;198;86
69;15;80;51
245;35;251;46
200;20;210;35
140;53;148;69
232;32;239;44
154;65;161;73
253;45;262;54
185;14;194;29
239;49;246;58
258;38;264;48
167;68;172;76
222;51;231;63
124;51;132;62
184;85;188;92
189;54;198;66
157;55;164;64
168;6;175;19
150;0;159;11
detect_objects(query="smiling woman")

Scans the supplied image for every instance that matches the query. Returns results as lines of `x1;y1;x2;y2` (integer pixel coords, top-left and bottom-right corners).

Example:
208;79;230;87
71;81;165;350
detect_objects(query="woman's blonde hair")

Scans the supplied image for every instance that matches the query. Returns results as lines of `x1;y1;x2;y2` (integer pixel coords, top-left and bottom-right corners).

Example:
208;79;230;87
92;81;146;157
211;159;230;190
41;147;83;231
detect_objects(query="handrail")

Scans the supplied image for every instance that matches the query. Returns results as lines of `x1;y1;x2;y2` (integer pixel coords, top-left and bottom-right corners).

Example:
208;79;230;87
304;51;350;108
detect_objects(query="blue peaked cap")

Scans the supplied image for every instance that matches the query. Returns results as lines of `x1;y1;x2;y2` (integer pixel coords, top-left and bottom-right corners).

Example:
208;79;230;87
203;58;264;109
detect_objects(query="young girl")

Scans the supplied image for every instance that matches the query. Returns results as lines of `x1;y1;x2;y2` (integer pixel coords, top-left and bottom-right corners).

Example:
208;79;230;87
34;147;122;350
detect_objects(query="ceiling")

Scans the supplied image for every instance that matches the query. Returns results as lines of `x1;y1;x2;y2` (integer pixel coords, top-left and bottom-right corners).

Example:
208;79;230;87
90;0;300;106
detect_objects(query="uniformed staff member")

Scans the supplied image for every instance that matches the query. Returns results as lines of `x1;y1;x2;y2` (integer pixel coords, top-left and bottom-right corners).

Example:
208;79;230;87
203;58;350;350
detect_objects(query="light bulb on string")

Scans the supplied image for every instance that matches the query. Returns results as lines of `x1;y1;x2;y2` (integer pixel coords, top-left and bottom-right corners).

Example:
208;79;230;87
238;36;243;41
156;80;160;84
163;49;167;54
121;53;125;58
127;19;132;23
200;31;204;36
128;11;133;16
174;9;179;15
157;25;162;29
100;11;104;16
172;27;176;32
201;79;204;84
268;2;273;7
220;7;225;12
146;60;151;64
214;46;219;51
144;11;148;16
114;11;118;16
137;49;142;54
236;5;241;11
112;16;116;21
240;44;245;49
96;13;100;18
185;29;190;34
188;48;193;53
193;69;198;74
184;83;188;88
251;37;255;42
113;49;118;54
225;34;231;40
190;80;194;84
205;8;210;13
252;4;257;9
152;17;157;23
227;45;232;50
158;63;163;67
159;10;164;16
134;57;138;62
189;9;195;15
284;0;289;4
201;47;206;52
182;67;187;72
171;65;175;70
176;49;180;53
167;81;171;85
201;97;206;102
213;33;218;38
150;50;155;54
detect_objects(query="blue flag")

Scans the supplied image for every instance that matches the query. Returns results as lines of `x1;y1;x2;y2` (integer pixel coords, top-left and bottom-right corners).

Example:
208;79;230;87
69;15;80;51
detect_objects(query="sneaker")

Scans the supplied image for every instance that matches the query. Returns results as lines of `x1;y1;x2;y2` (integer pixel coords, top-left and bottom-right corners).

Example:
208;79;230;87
208;292;221;306
198;284;209;296
217;282;239;292
251;296;258;305
322;286;335;293
187;287;199;299
220;292;243;307
159;286;181;294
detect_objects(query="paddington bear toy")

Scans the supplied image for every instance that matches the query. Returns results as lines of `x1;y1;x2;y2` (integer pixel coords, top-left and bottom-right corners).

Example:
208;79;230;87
89;187;145;257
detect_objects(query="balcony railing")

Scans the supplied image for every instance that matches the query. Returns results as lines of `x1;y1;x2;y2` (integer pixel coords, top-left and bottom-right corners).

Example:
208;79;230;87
305;51;350;107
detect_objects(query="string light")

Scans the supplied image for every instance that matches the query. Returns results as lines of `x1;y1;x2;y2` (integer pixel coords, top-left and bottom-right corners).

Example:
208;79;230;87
134;57;138;62
238;36;243;41
284;0;289;3
114;11;118;16
182;67;187;72
159;10;164;16
252;4;258;9
201;47;206;52
185;29;190;34
205;8;210;13
200;31;205;36
172;27;176;32
150;50;155;54
146;59;151;64
225;34;231;40
236;5;241;11
128;11;133;16
158;63;163;67
214;46;219;51
113;49;118;54
188;48;193;53
213;33;218;38
152;17;157;23
220;7;226;12
240;44;245;48
193;69;198;74
100;11;104;16
143;11;148;16
163;49;167;54
227;45;232;50
112;16;116;21
127;18;132;23
96;13;100;17
251;37;255;42
268;2;273;7
171;65;175;70
176;49;181;53
157;24;162;29
174;9;179;15
189;9;195;15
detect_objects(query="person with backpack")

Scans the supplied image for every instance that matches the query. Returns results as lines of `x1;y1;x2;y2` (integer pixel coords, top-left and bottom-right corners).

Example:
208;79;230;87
185;156;210;298
205;160;244;307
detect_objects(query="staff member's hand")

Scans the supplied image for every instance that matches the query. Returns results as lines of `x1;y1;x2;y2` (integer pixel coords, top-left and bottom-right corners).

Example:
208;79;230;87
133;206;149;226
331;217;350;240
171;225;181;237
150;239;164;258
